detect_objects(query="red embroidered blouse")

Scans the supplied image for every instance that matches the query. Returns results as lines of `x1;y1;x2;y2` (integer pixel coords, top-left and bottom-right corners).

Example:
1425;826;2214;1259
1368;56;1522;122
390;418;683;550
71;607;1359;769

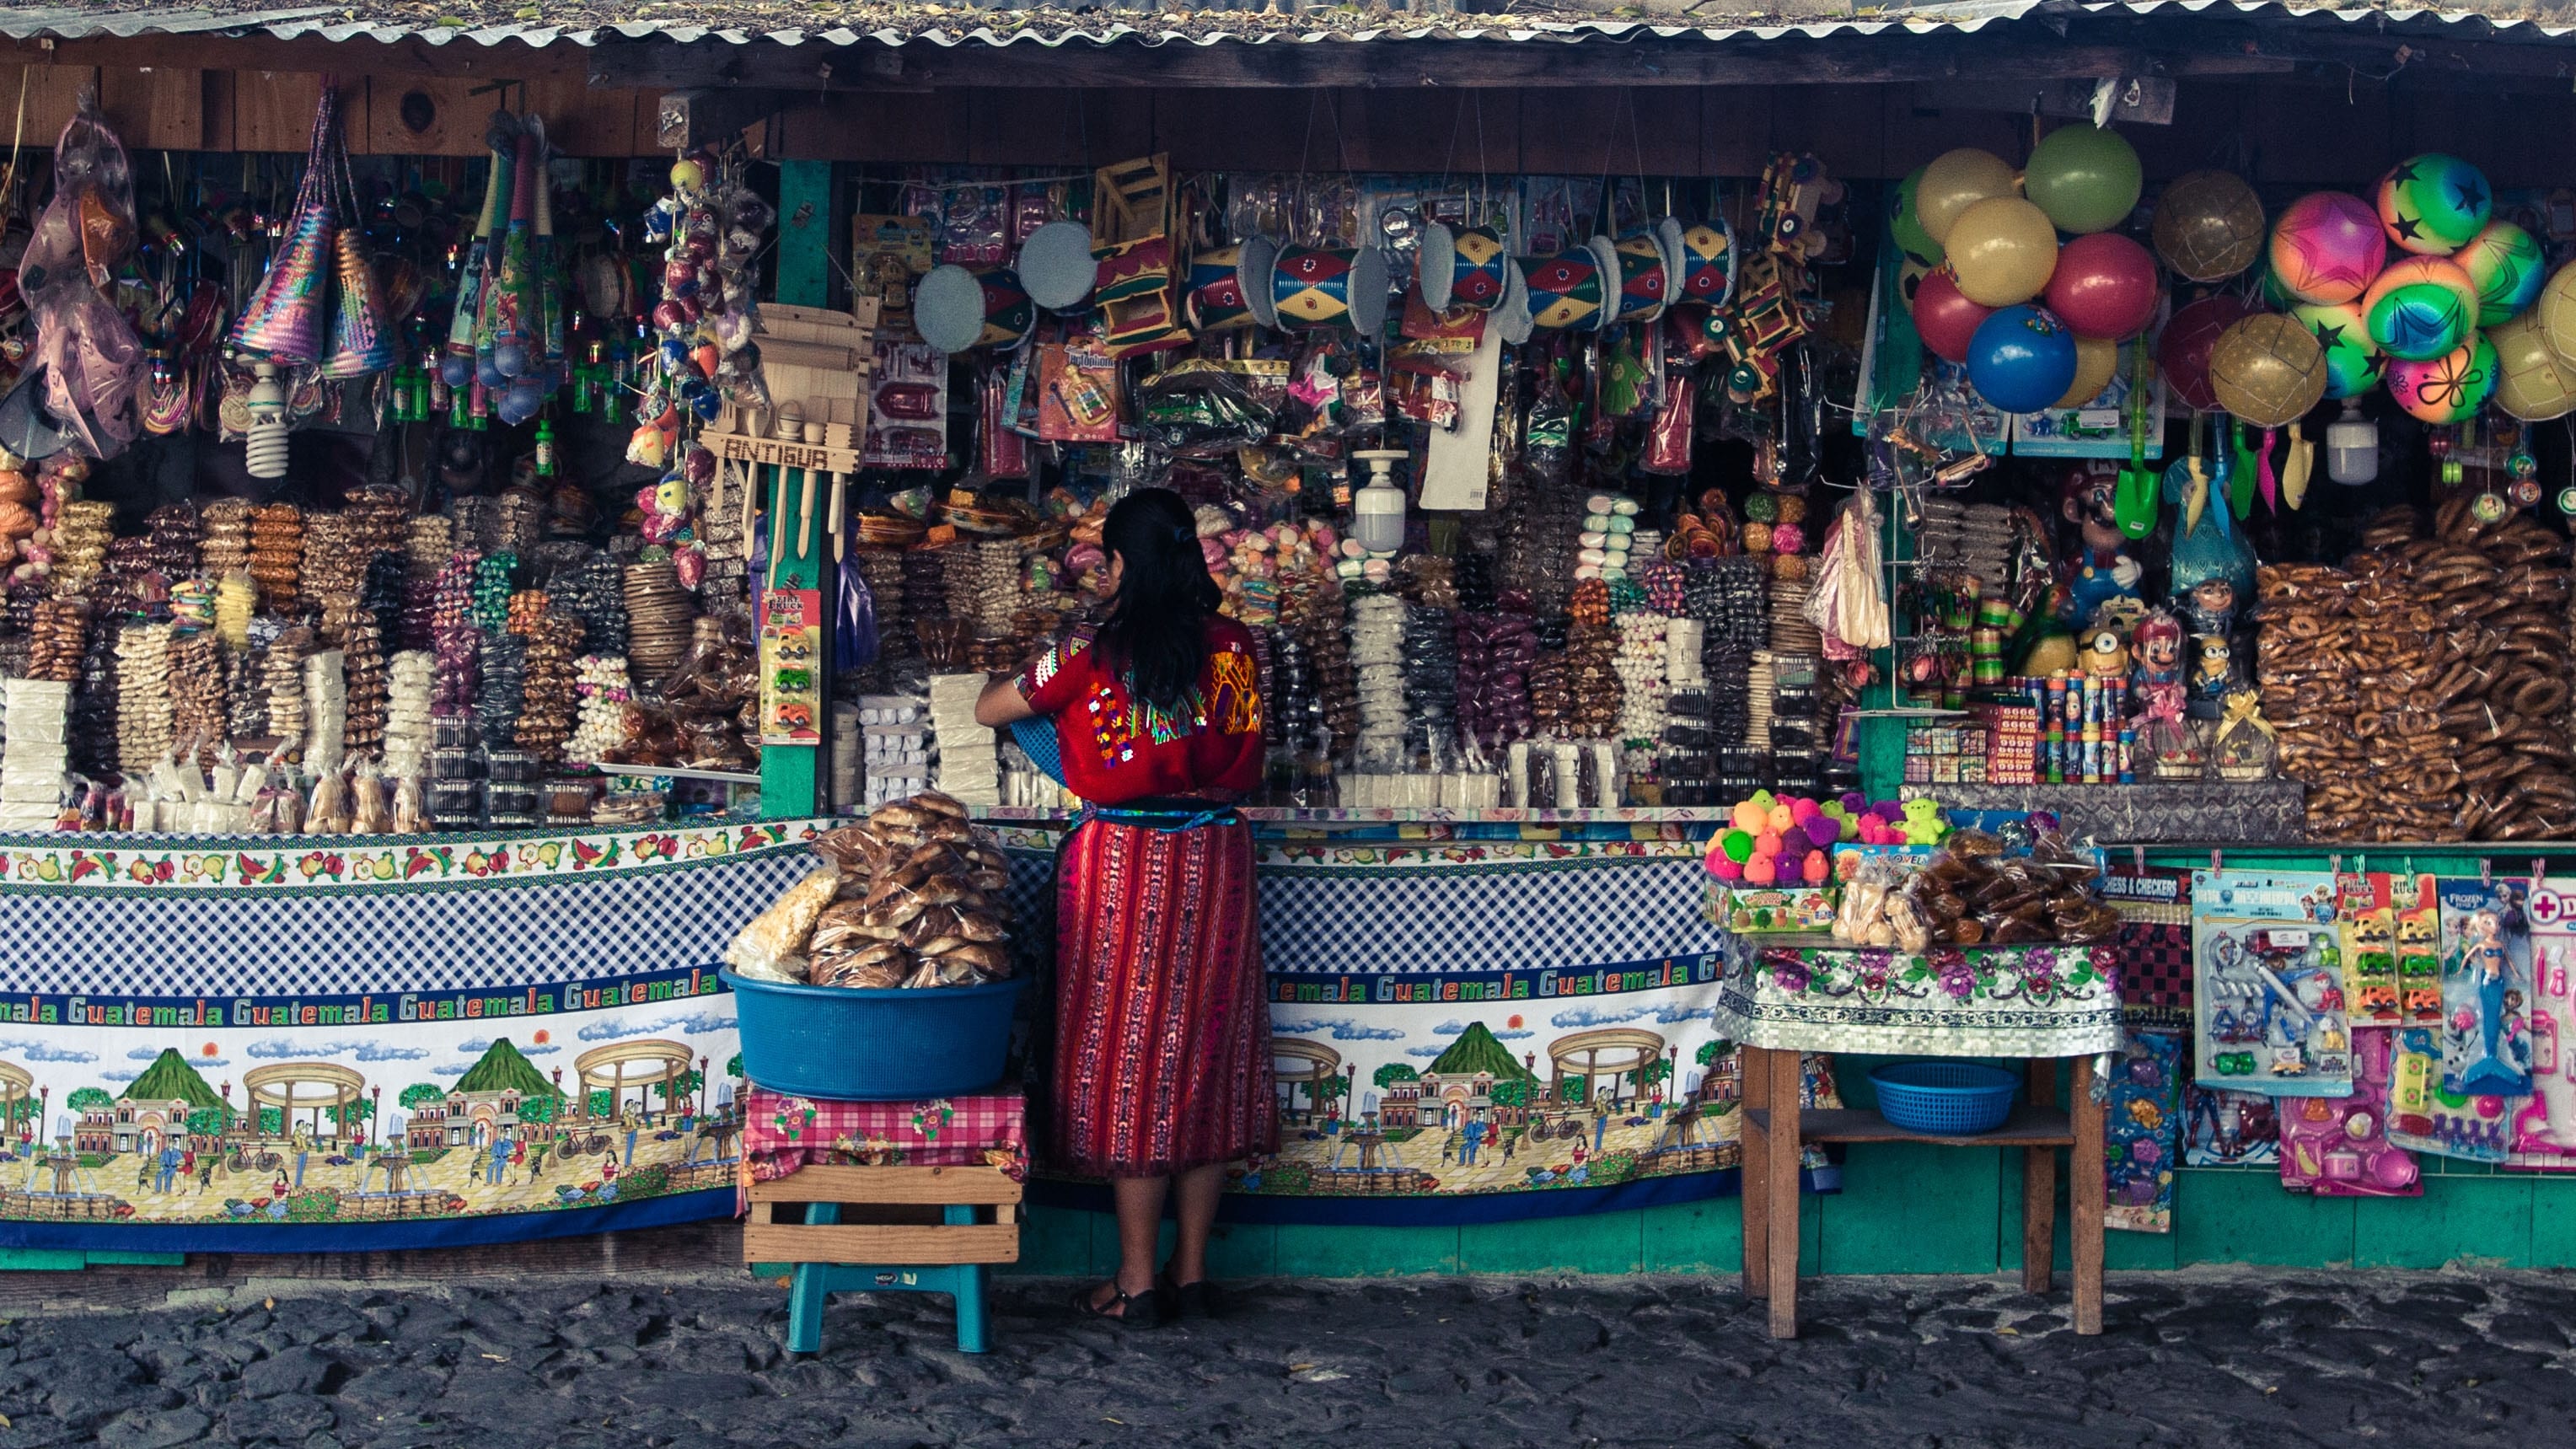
1016;619;1265;807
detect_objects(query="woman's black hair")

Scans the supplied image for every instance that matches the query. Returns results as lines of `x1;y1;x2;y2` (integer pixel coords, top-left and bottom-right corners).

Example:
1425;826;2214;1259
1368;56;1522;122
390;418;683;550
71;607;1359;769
1094;487;1218;714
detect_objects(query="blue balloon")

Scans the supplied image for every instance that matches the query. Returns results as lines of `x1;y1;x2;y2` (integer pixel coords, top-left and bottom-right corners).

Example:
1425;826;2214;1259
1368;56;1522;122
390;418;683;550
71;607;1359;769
437;353;473;390
1966;305;2080;414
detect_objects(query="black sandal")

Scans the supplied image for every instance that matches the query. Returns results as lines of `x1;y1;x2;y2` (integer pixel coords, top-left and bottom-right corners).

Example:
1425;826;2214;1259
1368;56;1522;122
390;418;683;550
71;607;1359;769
1159;1274;1224;1321
1071;1280;1163;1325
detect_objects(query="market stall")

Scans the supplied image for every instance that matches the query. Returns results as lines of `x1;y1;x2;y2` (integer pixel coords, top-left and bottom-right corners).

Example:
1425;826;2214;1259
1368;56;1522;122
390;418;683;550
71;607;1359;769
3;1;2576;1280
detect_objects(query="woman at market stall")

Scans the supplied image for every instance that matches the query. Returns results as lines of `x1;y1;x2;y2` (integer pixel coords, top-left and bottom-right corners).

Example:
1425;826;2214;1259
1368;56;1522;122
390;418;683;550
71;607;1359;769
974;486;1274;1326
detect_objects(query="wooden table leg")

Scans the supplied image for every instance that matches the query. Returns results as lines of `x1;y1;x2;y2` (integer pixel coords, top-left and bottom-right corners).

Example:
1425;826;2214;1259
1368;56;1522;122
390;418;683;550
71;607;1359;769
1740;1044;1771;1299
2021;1058;2057;1296
1765;1047;1804;1339
2070;1053;2106;1335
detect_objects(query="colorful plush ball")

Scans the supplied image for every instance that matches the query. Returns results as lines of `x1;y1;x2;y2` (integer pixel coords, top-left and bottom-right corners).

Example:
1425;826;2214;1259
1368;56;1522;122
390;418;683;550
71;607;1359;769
1755;831;1784;859
1840;792;1867;815
1779;826;1811;859
2385;333;2498;425
1769;523;1806;555
1802;851;1831;885
2364;255;2478;361
2267;191;2387;306
2289;300;2385;400
1732;800;1768;833
1789;797;1820;824
1765;802;1796;832
1744;855;1777;886
1741;521;1774;554
1720;829;1754;863
2458;219;2546;326
1711;856;1745;882
1806;813;1843;846
2377;153;2492;256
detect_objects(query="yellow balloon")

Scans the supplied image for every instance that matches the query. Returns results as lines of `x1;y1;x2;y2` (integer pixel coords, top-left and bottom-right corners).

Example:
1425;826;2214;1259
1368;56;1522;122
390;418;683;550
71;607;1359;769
2053;334;2120;409
2536;258;2576;373
2491;314;2576;421
1946;196;2059;307
1916;148;2019;248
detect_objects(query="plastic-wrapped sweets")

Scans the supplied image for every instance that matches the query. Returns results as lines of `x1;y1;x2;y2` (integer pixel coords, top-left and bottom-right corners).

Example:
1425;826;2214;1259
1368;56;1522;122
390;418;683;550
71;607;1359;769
1454;609;1537;749
1400;602;1457;757
1613;614;1667;781
1348;594;1407;768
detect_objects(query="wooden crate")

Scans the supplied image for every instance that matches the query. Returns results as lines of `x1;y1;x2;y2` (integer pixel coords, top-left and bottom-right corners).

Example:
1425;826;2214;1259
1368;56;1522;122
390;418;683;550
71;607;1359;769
743;1163;1022;1267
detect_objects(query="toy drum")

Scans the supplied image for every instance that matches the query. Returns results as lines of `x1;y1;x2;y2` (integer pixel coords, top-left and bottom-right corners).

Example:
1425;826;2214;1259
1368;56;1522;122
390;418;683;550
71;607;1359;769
1237;234;1281;329
1518;239;1619;331
1092;233;1174;306
1185;244;1258;332
914;265;1035;354
1271;243;1391;335
1491;258;1535;345
1676;219;1736;306
1017;220;1099;311
1607;228;1679;325
1419;223;1513;313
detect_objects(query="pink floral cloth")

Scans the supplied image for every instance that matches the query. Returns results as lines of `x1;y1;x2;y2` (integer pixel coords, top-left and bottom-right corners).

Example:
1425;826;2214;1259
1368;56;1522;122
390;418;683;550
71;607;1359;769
738;1087;1028;1200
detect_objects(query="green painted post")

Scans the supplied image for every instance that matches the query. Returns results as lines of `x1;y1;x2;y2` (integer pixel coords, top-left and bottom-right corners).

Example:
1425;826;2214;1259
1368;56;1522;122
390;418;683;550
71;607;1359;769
775;161;832;309
759;463;823;818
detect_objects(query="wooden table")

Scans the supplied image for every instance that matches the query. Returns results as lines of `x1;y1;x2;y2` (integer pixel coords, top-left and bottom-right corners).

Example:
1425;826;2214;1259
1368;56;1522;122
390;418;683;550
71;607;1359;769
1739;1047;2105;1339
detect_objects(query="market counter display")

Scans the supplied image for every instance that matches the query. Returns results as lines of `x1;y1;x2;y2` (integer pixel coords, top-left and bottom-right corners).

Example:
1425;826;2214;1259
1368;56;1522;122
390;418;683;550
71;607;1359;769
0;819;819;1249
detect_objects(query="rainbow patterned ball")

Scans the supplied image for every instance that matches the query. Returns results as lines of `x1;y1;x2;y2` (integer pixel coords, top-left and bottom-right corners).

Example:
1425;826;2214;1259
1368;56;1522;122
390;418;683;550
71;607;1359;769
2377;153;2492;256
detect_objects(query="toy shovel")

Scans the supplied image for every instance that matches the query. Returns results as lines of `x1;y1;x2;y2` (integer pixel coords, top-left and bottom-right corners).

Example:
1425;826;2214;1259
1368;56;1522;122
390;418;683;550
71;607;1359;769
2227;418;2259;519
2114;342;2160;539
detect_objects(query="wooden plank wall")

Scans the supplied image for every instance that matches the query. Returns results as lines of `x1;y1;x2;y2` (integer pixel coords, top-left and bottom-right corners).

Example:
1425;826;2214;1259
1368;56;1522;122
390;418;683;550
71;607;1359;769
0;64;655;157
0;60;2568;187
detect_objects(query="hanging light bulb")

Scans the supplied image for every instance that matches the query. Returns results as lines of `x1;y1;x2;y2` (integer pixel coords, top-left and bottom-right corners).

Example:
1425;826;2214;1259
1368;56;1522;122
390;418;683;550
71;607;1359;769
2326;399;2378;486
244;362;291;480
1350;448;1410;555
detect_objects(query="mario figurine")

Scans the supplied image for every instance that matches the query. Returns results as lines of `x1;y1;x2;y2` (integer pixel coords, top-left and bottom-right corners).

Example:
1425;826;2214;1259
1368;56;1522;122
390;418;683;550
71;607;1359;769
2058;464;2143;627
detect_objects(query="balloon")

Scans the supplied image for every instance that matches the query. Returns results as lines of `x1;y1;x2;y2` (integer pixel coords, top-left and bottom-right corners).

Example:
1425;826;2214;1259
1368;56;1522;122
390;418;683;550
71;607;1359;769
2159;294;2260;411
2267;191;2387;305
2288;300;2385;400
1945;196;2059;307
1897;253;1933;316
1889;166;1944;267
2044;233;2160;338
2377;153;2491;255
2537;259;2576;371
2364;256;2477;360
2458;219;2546;326
2208;313;2329;427
2385;334;2497;424
2053;333;2121;409
1966;305;2080;414
2491;315;2576;421
2024;125;2144;235
1913;266;1994;364
1916;148;2018;247
2153;170;2266;282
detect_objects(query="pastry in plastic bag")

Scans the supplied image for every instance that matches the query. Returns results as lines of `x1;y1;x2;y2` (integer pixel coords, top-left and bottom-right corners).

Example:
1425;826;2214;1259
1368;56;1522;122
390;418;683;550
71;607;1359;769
725;866;838;978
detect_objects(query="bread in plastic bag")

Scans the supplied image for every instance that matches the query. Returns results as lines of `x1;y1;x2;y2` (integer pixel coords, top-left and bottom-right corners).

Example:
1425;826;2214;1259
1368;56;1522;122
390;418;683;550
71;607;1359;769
724;866;838;979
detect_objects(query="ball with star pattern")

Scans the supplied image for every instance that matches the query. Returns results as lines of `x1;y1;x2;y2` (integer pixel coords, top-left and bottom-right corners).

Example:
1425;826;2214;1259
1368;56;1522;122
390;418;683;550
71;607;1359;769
2376;153;2492;257
2289;299;2385;399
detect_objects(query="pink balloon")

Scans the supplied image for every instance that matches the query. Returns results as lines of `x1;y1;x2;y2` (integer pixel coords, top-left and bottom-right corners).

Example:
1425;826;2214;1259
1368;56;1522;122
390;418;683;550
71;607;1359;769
2045;233;2161;339
2158;294;2261;411
2270;191;2389;306
1913;266;1994;364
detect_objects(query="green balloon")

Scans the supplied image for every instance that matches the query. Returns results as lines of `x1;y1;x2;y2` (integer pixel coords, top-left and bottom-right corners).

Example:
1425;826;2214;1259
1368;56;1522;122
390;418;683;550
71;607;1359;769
2026;125;2144;235
1890;166;1944;266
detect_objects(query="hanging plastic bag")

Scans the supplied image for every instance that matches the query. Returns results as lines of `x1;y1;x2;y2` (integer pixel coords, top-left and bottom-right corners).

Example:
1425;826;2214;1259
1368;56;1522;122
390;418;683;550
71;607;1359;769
17;92;143;460
1804;490;1892;654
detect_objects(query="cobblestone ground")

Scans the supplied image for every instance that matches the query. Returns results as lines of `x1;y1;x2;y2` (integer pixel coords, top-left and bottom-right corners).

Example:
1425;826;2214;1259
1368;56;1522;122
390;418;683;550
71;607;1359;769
0;1269;2568;1449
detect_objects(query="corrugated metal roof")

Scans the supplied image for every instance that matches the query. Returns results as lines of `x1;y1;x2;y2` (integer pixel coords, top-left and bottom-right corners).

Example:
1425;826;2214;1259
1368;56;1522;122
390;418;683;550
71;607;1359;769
3;0;2573;49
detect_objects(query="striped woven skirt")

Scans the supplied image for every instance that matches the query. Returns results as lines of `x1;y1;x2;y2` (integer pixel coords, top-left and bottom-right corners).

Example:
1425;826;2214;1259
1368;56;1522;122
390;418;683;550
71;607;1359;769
1048;815;1276;1177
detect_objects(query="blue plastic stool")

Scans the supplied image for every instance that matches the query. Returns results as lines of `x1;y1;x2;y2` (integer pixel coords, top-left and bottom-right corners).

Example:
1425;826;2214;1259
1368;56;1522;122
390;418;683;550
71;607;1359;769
784;1203;994;1354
